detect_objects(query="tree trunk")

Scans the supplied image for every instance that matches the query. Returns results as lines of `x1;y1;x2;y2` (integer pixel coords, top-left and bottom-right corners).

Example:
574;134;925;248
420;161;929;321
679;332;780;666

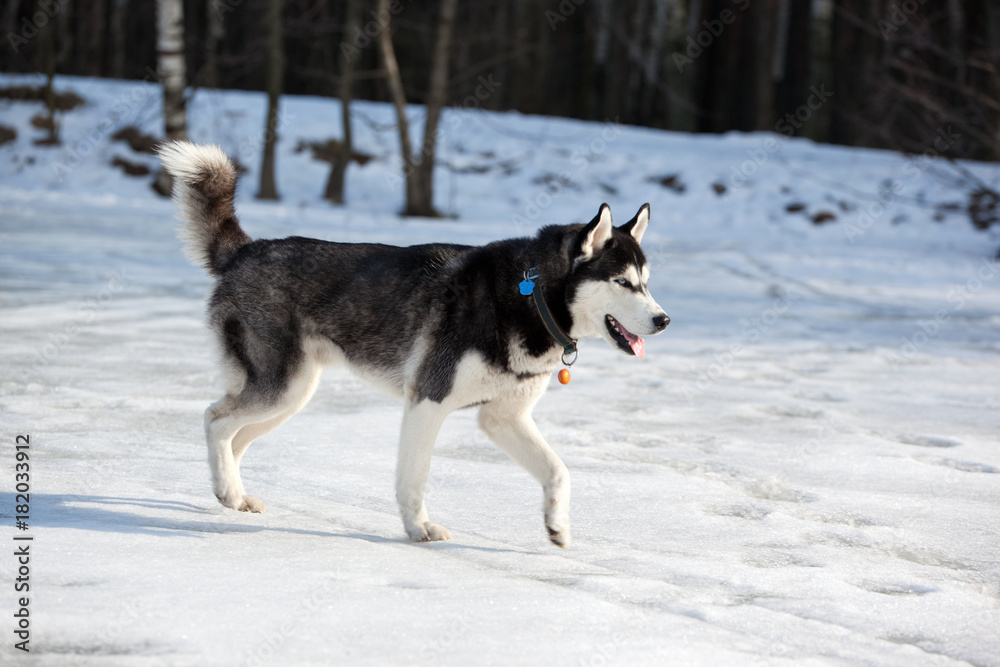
512;0;534;112
593;0;612;120
110;0;129;79
205;0;225;88
324;0;360;205
153;0;189;196
89;0;106;76
807;0;834;142
829;0;881;147
378;0;420;214
663;0;696;132
750;0;778;130
257;0;284;200
56;0;73;70
964;0;1000;159
494;1;510;110
410;0;459;217
777;0;813;131
2;2;21;39
640;0;669;127
40;13;59;145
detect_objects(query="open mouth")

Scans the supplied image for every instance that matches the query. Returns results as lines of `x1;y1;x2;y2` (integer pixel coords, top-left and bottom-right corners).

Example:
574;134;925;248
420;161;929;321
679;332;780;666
605;315;645;359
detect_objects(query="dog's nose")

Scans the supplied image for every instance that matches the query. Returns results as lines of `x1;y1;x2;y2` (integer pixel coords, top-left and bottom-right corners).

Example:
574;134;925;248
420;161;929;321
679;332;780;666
652;313;670;332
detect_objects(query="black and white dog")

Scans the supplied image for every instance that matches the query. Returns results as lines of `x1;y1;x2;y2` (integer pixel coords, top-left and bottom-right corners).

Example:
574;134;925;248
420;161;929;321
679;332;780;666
160;141;669;547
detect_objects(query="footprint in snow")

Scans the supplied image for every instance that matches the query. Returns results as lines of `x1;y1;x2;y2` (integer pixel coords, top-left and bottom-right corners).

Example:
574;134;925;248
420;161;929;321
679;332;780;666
913;456;999;473
706;503;771;521
853;580;935;596
743;477;815;503
897;434;962;448
744;550;820;569
755;404;824;419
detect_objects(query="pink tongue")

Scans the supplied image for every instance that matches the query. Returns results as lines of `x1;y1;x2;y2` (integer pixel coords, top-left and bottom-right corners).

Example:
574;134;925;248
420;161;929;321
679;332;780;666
621;329;645;359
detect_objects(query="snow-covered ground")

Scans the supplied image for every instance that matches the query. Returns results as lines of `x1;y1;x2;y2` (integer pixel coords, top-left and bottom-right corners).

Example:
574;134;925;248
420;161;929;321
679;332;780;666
1;74;999;666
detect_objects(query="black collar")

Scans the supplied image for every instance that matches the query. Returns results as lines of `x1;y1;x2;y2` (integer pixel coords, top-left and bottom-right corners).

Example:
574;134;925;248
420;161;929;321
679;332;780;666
520;267;578;366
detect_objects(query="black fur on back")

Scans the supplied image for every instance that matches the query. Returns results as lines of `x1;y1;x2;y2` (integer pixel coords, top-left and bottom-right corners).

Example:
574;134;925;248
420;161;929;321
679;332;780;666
206;207;647;404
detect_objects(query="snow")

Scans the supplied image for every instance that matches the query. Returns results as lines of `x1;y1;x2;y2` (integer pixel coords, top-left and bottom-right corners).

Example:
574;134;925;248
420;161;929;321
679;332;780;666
1;73;999;666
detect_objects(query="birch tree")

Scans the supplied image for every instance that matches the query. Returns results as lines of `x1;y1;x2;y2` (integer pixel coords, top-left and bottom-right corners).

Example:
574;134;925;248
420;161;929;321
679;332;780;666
257;0;283;200
153;0;188;196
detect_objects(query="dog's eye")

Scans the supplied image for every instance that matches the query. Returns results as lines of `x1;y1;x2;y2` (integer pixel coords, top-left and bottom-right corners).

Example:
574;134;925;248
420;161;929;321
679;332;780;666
615;278;631;288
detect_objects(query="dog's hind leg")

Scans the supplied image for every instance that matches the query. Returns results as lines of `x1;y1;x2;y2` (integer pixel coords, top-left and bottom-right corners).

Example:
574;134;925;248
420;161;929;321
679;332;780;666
206;353;323;513
478;400;572;548
396;398;452;542
231;357;323;466
205;396;268;513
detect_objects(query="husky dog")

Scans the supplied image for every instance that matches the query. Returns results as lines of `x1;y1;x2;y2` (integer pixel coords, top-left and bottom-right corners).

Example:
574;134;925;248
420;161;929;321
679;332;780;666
160;141;669;547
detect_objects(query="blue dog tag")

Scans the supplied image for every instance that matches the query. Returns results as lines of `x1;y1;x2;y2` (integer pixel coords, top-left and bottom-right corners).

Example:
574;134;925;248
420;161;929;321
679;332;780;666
519;279;535;295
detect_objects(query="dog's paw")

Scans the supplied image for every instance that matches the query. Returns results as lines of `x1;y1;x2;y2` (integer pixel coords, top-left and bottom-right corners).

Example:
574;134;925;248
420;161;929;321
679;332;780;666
546;520;571;548
216;491;265;513
407;521;452;543
239;495;265;513
544;495;572;547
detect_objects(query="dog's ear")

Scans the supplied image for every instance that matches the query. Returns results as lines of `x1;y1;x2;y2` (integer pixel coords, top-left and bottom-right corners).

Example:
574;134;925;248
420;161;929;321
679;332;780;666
619;203;649;245
574;203;613;267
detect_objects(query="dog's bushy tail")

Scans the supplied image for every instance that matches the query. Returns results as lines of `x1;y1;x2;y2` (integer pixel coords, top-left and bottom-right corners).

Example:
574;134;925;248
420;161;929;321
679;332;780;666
158;141;251;276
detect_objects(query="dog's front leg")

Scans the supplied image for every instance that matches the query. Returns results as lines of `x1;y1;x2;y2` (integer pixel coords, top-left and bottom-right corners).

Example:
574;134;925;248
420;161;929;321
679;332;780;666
479;405;571;548
396;398;452;542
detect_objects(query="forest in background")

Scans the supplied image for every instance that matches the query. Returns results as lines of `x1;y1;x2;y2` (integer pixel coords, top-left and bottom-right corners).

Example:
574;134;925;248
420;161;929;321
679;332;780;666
2;0;999;163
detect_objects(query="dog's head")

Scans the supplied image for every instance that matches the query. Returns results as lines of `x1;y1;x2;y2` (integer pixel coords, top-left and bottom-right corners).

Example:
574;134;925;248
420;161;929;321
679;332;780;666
565;204;669;358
